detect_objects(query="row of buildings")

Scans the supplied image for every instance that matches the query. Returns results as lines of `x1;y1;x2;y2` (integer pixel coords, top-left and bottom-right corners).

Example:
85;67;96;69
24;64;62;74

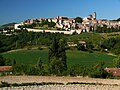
15;12;120;34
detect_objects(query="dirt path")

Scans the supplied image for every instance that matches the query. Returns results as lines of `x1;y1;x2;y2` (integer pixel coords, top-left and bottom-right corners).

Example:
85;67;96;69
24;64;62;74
0;76;120;85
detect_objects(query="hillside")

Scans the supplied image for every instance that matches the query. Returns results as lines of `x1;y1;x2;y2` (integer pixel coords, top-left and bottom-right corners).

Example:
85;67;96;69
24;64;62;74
0;22;17;28
2;50;115;67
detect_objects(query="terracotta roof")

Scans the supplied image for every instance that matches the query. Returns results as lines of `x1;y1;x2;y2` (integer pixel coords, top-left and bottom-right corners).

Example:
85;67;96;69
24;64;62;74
0;66;12;72
104;68;120;76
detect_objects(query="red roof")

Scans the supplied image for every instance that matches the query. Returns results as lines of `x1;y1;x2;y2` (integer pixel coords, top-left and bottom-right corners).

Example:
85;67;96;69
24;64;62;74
0;66;12;72
104;68;120;76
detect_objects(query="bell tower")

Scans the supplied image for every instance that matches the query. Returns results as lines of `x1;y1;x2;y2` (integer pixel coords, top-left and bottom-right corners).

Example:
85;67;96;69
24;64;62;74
93;12;96;20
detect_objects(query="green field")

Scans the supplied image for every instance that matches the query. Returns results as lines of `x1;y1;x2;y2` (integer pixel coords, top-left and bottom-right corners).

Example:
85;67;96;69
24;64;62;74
2;50;116;67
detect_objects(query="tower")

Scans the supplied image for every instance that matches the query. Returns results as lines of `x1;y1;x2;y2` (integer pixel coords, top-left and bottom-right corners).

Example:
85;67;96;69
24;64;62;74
93;12;96;20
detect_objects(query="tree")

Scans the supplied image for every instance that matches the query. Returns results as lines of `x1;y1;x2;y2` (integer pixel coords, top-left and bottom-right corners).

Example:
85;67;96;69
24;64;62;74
113;56;120;68
48;37;67;75
48;37;59;62
86;42;94;51
49;57;64;75
101;38;116;50
75;17;83;23
36;57;43;69
0;55;5;66
41;20;49;26
111;44;120;55
58;39;67;70
48;22;56;27
12;59;16;66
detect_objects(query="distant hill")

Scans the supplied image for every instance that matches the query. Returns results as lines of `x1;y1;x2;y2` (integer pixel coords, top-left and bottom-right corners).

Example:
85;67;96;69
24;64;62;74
0;22;17;28
111;18;120;22
116;18;120;21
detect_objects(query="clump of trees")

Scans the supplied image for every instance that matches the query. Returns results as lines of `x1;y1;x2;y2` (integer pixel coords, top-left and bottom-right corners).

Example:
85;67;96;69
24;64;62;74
68;61;111;78
101;37;120;55
96;25;120;33
89;62;109;78
0;31;65;53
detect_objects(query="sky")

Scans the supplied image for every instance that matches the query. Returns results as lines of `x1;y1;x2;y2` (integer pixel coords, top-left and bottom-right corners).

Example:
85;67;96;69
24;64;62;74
0;0;120;25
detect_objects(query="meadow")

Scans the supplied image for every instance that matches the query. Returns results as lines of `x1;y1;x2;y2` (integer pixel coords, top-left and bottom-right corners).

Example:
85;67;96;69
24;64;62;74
2;50;115;67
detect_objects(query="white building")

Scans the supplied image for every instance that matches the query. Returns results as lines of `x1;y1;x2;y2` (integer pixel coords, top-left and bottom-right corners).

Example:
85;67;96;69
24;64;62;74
14;23;23;29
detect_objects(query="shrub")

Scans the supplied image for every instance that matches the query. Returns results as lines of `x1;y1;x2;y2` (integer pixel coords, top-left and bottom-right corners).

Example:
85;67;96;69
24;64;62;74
68;64;88;76
89;62;109;78
89;69;108;78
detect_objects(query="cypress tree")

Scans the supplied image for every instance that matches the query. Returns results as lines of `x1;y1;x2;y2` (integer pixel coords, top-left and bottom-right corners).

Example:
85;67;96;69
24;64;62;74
48;37;59;63
48;36;67;75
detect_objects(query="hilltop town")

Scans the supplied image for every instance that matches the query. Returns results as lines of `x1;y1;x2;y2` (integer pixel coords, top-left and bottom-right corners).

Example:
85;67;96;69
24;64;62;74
14;12;120;34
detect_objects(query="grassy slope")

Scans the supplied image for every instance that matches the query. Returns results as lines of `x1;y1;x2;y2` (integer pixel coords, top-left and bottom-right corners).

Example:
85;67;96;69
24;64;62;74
2;50;48;65
2;50;115;67
67;51;115;67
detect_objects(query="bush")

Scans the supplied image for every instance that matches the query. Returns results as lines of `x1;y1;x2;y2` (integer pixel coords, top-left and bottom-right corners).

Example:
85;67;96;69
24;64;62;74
12;64;28;75
89;62;109;78
27;67;40;75
89;69;108;78
68;65;88;76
